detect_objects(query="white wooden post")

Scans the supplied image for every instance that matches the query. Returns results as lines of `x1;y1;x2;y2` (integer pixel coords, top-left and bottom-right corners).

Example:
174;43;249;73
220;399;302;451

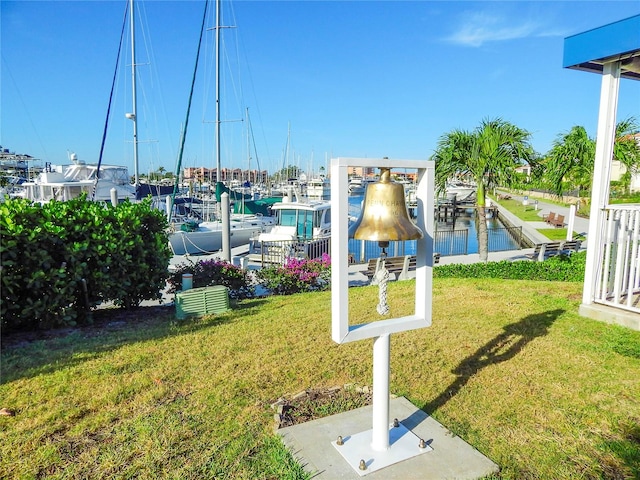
582;61;620;306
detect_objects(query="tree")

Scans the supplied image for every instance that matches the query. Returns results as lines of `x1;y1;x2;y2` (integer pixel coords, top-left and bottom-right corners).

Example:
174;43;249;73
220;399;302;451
272;165;301;183
432;118;533;262
543;117;640;197
543;126;595;197
612;117;640;194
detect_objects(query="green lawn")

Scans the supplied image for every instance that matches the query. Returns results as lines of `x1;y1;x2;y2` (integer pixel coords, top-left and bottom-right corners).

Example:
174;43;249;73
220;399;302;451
496;198;547;222
2;279;639;479
496;198;584;241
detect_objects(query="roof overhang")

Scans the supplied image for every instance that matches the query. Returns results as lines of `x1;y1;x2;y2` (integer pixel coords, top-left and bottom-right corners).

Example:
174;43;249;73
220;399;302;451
563;14;640;81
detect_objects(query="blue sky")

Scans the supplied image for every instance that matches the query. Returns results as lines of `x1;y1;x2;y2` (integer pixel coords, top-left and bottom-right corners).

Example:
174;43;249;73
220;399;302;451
2;0;639;177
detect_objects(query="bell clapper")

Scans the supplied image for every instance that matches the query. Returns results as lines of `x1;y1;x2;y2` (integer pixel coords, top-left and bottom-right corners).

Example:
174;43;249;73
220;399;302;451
379;240;389;259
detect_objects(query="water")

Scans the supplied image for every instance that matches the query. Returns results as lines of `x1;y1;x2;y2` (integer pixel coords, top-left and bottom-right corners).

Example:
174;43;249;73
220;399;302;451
347;195;522;260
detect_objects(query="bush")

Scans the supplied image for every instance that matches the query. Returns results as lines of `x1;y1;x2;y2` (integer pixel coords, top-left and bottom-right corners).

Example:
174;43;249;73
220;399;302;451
1;196;172;332
434;251;586;282
167;259;254;300
255;254;331;295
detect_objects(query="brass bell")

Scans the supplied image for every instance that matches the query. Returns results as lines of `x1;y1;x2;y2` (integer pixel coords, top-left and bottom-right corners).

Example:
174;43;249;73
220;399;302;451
349;167;423;249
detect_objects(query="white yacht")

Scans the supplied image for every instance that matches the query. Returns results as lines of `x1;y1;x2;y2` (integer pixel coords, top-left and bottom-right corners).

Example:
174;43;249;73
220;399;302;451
21;154;136;204
306;176;330;199
348;177;366;195
249;197;331;263
444;181;477;202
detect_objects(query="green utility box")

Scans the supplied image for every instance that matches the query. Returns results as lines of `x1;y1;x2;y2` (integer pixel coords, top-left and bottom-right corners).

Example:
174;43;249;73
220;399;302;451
175;285;230;320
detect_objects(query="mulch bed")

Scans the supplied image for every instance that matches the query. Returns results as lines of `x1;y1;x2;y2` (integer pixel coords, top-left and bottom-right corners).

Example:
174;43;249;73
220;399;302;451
271;386;373;429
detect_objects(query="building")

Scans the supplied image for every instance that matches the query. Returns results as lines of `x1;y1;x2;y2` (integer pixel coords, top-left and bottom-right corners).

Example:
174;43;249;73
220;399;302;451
564;14;640;330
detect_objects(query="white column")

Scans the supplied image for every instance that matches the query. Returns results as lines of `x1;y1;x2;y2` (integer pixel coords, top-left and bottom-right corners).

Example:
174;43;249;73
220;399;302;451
166;195;173;222
567;204;576;241
221;192;231;261
330;162;350;343
371;334;390;451
582;61;620;306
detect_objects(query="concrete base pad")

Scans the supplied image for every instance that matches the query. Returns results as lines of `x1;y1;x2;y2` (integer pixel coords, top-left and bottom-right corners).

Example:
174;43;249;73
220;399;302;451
580;302;640;331
277;397;499;479
331;422;433;476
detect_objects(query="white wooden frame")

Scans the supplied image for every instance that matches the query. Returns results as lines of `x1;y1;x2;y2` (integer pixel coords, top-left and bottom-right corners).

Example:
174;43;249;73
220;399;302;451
330;157;434;344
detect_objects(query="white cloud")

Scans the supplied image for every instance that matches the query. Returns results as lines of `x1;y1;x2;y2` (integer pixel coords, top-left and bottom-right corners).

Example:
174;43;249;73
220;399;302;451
445;11;558;47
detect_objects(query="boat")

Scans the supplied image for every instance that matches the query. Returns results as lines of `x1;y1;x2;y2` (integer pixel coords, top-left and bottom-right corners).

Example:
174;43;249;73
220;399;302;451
169;214;275;255
348;177;366;195
21;0;160;206
167;0;276;256
257;198;331;242
348;176;376;196
21;154;137;204
405;184;417;210
443;180;476;203
248;197;332;263
306;176;330;199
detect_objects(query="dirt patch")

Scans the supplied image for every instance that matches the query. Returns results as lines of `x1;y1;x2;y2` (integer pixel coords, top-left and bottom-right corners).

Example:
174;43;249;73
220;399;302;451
271;385;373;429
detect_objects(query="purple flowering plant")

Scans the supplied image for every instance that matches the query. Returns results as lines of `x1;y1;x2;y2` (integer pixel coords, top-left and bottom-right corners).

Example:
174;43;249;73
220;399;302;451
255;253;331;295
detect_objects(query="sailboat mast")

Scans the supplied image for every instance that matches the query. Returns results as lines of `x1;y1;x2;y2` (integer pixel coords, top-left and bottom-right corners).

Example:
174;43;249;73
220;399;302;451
215;0;221;186
128;0;140;188
246;107;251;181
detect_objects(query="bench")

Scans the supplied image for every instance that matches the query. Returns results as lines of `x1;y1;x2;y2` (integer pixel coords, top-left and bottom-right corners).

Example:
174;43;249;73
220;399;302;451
560;239;582;255
524;241;564;261
364;253;440;282
524;240;581;261
364;255;415;282
549;214;565;228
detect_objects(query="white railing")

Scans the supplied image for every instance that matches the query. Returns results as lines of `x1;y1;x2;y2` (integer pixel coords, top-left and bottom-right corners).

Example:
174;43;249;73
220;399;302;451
595;204;640;313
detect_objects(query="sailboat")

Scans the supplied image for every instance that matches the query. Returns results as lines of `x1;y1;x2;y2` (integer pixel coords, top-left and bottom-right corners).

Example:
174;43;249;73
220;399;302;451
21;0;161;205
168;0;275;256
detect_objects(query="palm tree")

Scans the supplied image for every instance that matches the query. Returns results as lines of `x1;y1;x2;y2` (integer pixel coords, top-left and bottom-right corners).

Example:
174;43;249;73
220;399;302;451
543;126;595;198
612;117;640;194
432;118;533;262
544;117;640;197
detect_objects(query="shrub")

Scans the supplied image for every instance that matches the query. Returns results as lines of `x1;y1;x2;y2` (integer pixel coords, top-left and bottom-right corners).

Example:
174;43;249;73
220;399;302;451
255;254;331;295
434;251;586;282
167;259;254;300
0;198;79;330
1;196;171;332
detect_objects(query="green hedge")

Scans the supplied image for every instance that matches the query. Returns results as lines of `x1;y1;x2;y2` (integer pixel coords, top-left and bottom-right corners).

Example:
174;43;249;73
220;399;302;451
1;196;172;332
433;251;586;282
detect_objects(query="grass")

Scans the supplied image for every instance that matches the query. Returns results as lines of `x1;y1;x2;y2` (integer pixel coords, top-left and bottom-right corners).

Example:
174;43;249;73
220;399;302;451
497;198;547;222
2;279;640;479
496;198;584;241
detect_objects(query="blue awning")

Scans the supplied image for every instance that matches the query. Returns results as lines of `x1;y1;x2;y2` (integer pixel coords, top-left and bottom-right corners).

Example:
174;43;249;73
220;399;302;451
563;14;640;81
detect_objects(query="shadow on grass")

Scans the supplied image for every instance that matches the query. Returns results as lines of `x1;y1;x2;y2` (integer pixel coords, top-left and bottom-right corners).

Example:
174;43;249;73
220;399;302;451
422;308;564;415
1;297;271;384
598;419;640;479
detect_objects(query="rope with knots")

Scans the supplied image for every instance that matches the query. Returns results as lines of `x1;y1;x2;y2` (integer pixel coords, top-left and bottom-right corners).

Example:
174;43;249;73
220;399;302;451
374;260;390;315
